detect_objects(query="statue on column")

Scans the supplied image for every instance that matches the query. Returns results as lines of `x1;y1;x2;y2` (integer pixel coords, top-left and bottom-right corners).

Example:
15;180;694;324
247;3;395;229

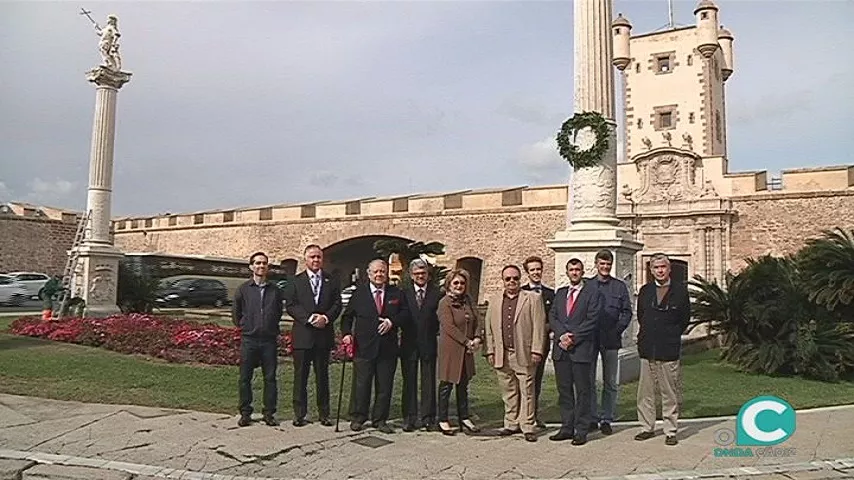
95;14;122;71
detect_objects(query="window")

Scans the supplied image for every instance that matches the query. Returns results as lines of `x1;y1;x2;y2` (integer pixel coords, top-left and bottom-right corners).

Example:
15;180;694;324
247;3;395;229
656;56;671;73
659;112;673;129
689;112;695;124
635;63;640;74
637;118;643;129
701;12;708;20
687;55;693;66
653;105;678;131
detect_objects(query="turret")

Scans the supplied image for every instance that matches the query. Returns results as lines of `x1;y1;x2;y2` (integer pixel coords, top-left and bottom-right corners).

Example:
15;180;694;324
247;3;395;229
718;25;734;80
694;0;720;58
612;13;632;71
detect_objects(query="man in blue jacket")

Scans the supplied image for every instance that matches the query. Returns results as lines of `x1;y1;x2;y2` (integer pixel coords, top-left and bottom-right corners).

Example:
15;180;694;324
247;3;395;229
589;249;633;435
232;251;285;428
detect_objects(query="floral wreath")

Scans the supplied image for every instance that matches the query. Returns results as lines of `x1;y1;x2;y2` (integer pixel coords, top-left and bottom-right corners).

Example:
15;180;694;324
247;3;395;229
555;111;610;169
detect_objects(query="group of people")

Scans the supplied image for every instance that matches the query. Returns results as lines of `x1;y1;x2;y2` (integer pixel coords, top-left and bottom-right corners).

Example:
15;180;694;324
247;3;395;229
230;246;690;447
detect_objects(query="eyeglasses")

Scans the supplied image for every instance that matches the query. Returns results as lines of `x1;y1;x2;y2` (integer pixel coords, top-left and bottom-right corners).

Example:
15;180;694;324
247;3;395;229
451;281;465;286
503;276;520;281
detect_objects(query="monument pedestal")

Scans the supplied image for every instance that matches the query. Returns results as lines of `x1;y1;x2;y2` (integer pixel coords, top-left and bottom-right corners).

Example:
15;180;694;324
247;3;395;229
76;243;123;317
547;227;643;383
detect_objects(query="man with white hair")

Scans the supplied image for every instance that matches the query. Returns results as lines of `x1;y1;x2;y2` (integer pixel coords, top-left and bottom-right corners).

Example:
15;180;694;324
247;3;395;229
342;259;411;433
634;253;691;446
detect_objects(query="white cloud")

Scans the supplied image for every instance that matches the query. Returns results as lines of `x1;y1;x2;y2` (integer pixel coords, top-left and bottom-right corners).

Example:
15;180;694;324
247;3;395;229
517;137;568;182
0;181;12;202
23;178;78;206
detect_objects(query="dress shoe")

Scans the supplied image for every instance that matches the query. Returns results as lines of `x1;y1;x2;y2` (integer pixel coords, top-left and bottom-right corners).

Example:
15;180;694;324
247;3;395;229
438;422;456;436
373;422;394;434
549;430;574;441
350;421;364;432
600;423;613;435
422;423;438;432
237;415;252;427
524;433;537;442
571;435;587;446
496;428;519;436
402;423;416;432
665;435;678;446
634;431;655;441
460;419;480;433
263;415;280;427
292;418;307;427
319;417;333;427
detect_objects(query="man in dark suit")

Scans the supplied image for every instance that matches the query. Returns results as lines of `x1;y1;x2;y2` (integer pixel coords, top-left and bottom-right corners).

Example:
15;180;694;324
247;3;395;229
521;255;555;429
549;258;603;445
341;258;411;433
285;244;342;427
400;258;443;432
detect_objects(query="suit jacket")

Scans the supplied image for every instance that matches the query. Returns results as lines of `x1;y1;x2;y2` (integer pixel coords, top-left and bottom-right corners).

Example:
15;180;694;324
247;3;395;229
522;283;555;342
484;289;546;370
550;280;604;363
401;283;443;358
285;270;342;350
341;282;411;360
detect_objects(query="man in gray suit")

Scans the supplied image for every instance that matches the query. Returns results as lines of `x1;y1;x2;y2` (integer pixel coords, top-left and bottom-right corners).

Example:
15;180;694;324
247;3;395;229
548;258;603;445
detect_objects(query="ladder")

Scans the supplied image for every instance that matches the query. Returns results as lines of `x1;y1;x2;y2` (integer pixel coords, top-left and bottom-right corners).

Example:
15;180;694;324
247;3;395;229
55;210;91;319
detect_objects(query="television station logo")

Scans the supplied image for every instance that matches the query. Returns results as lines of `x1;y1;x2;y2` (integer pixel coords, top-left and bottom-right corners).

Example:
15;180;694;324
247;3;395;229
713;395;797;458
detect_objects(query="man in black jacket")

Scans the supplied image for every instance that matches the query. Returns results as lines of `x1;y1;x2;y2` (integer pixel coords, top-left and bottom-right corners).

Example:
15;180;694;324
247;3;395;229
341;259;411;433
521;255;555;429
634;253;691;446
285;245;342;427
400;258;443;432
232;252;285;427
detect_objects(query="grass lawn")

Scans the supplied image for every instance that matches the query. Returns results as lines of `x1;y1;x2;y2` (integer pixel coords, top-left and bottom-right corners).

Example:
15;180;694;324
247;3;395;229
2;315;853;424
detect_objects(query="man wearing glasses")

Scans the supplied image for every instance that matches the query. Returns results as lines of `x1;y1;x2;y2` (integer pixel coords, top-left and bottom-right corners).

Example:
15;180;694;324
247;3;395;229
484;265;547;442
634;253;691;446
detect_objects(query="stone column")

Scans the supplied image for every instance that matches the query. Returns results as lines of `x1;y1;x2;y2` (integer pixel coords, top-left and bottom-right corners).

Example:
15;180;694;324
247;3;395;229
547;0;644;383
74;66;132;317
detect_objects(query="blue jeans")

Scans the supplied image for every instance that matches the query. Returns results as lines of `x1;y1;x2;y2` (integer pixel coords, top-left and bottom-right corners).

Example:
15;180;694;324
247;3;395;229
590;348;619;424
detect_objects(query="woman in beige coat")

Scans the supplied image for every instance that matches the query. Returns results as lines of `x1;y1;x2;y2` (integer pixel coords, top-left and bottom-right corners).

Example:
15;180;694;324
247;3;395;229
437;268;482;435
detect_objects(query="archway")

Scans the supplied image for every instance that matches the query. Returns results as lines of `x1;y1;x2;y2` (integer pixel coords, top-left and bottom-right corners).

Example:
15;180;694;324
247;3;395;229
323;235;413;291
645;257;689;285
455;256;484;304
279;258;298;277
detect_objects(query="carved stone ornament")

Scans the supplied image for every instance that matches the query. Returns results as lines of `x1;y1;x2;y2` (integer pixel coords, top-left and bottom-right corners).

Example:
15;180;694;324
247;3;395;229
627;147;719;203
571;163;616;214
88;264;116;304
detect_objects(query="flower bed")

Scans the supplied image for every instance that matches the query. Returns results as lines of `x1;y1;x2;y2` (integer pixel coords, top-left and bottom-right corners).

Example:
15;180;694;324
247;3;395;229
9;314;293;366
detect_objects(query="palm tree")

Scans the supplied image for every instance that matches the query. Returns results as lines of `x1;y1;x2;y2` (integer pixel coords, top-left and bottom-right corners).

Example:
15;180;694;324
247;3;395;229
797;228;854;317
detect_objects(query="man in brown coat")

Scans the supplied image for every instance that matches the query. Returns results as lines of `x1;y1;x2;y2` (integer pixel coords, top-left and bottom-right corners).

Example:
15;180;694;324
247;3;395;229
484;265;547;442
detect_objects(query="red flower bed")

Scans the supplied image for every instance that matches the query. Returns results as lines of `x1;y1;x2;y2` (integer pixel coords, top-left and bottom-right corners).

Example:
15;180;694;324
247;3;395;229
9;315;293;366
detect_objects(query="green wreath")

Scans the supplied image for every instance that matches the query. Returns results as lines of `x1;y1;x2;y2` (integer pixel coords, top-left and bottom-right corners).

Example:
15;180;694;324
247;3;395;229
555;111;610;169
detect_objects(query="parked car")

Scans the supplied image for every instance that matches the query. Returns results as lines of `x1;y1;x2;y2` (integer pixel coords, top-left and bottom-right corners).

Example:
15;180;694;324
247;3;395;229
0;275;29;306
155;278;229;308
6;272;50;300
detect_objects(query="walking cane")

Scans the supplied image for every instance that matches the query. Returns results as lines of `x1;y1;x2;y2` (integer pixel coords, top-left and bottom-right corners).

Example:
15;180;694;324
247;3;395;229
335;359;346;432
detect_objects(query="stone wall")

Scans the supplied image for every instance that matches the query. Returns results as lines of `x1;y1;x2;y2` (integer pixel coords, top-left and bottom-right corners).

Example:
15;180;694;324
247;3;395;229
729;190;854;269
114;208;567;301
0;216;77;275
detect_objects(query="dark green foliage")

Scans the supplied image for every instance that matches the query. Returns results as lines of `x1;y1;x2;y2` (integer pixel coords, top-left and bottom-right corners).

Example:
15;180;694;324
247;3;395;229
373;239;448;288
117;262;159;314
688;228;854;382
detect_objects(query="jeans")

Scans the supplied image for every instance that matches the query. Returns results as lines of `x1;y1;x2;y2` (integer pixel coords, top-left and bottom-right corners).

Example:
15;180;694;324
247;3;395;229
590;347;619;424
238;336;279;417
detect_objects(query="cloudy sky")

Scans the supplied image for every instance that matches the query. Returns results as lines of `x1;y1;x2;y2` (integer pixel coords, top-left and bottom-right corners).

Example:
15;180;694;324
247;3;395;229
1;0;852;216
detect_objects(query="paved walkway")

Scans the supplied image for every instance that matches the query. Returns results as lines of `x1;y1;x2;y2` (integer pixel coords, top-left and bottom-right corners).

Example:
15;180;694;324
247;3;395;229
0;394;852;479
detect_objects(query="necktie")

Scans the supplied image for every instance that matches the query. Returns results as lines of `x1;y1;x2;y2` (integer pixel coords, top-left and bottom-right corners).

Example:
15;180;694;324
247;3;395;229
374;289;383;314
416;288;424;308
311;274;320;298
566;288;577;315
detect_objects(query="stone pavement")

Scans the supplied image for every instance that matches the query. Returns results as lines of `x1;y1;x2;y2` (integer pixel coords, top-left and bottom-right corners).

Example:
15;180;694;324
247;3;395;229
0;394;852;480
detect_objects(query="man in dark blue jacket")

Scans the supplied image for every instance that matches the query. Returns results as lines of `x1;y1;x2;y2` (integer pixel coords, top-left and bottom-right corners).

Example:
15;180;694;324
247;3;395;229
589;249;633;435
232;252;285;427
548;258;603;445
